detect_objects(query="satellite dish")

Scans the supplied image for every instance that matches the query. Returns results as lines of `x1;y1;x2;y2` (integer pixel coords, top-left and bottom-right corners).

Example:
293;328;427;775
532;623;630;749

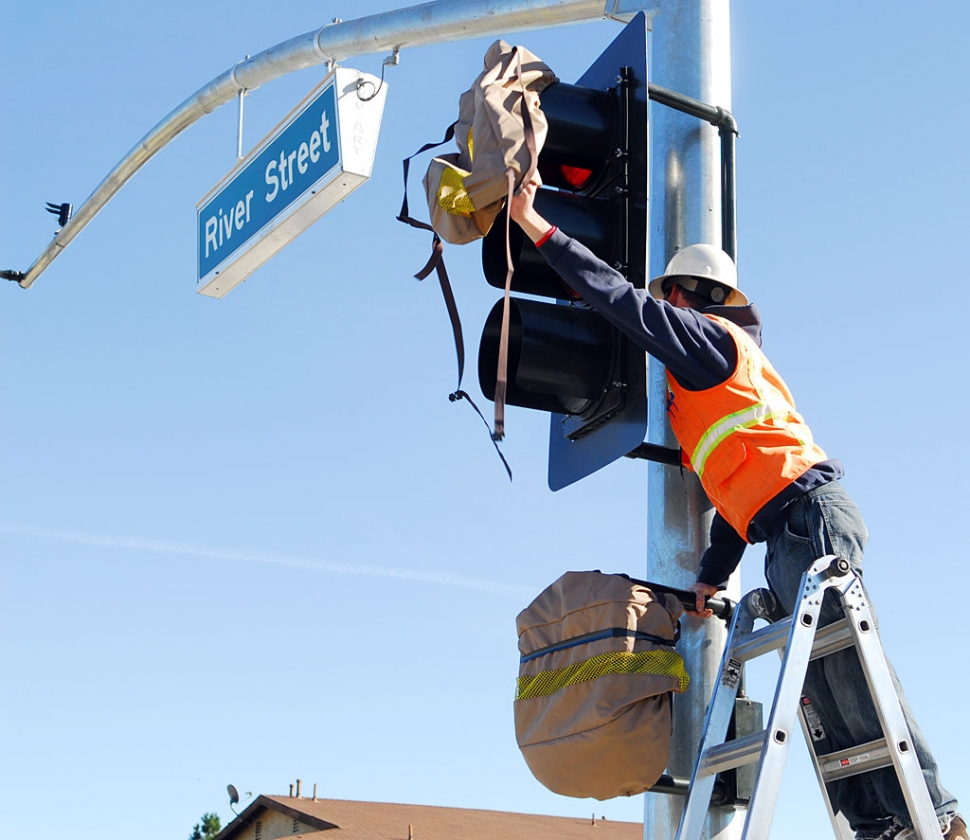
228;784;240;808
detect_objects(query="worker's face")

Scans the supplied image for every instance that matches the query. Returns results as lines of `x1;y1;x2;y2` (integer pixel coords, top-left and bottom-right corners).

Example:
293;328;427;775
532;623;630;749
665;284;692;309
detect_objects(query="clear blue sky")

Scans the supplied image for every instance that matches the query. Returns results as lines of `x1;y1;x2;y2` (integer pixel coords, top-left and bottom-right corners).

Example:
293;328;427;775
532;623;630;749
2;2;967;839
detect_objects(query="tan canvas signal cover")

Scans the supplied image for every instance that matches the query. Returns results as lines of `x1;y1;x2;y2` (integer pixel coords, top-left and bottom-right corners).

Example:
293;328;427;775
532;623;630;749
514;571;689;800
423;40;558;245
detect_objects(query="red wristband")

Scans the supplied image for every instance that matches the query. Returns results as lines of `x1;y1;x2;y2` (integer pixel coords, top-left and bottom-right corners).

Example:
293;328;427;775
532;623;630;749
535;225;557;247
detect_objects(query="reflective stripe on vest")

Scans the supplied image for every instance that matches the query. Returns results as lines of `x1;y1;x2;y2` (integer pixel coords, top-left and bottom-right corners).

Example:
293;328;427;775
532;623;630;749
691;400;791;480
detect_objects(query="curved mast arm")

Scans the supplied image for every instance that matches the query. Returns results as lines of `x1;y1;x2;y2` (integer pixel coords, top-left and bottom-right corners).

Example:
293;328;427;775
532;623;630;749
9;0;652;289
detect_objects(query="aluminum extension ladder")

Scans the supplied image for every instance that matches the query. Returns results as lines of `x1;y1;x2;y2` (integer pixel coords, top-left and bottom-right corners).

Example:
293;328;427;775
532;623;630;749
676;555;940;840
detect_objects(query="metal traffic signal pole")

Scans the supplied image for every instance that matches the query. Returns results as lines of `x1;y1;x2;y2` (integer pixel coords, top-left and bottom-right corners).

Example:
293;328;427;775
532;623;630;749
645;1;738;839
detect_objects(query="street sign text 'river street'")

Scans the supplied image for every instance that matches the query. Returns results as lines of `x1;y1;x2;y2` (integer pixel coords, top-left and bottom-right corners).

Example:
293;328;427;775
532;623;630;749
197;67;387;298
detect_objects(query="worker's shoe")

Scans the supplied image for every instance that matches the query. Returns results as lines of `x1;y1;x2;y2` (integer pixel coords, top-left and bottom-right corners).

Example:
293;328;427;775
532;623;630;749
872;814;967;840
874;820;907;840
944;815;968;840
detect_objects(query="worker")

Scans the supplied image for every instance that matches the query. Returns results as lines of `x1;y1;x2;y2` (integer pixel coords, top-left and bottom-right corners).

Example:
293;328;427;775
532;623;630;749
508;181;964;840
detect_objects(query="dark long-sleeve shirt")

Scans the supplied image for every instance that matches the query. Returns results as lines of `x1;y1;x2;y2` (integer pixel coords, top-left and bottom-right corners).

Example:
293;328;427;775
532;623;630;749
537;230;843;585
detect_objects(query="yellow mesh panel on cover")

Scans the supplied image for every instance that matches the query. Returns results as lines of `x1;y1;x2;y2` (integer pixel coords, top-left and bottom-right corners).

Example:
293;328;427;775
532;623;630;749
436;167;475;218
516;650;690;701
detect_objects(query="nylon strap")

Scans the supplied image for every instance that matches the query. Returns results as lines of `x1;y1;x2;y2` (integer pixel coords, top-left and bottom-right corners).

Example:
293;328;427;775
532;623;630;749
397;122;512;480
490;47;539;442
397;121;456;233
520;626;679;664
491;169;515;442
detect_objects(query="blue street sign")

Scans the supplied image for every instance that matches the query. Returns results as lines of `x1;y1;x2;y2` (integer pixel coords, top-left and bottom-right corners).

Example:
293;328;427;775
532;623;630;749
198;81;340;281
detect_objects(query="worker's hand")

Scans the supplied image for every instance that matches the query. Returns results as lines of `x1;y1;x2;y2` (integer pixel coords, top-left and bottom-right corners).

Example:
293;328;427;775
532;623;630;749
686;581;718;619
509;178;538;221
508;178;551;243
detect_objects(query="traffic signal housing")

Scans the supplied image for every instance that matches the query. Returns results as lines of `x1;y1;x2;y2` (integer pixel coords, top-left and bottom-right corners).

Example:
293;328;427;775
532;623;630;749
477;13;649;490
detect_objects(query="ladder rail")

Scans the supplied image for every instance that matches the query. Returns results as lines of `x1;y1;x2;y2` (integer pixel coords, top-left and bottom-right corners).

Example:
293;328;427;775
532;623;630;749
794;706;856;840
737;563;833;839
841;581;940;840
673;556;942;840
675;599;756;840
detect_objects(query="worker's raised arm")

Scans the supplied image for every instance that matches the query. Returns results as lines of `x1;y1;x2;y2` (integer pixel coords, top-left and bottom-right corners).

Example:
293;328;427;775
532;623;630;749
508;180;742;391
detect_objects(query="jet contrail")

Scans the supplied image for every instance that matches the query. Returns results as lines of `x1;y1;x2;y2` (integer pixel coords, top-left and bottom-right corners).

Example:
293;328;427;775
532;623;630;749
0;520;532;599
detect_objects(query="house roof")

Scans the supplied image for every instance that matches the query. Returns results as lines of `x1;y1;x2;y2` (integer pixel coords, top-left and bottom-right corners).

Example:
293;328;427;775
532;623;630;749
216;795;642;840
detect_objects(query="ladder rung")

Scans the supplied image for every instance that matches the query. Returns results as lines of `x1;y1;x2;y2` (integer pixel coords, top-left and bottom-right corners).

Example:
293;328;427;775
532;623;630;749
817;738;893;782
699;729;769;776
730;619;792;661
809;618;853;660
731;616;854;664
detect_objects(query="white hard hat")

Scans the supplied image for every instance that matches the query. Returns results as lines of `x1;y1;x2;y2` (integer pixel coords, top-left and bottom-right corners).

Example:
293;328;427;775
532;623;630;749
648;243;747;306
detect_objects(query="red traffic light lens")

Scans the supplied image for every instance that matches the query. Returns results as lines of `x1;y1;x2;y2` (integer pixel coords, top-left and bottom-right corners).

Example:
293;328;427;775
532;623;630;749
558;165;594;190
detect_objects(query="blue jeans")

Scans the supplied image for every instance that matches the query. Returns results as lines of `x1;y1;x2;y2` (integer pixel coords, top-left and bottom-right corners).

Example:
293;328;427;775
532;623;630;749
763;482;958;836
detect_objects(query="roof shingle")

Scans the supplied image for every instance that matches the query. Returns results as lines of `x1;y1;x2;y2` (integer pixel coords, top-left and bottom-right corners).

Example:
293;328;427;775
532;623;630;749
216;795;642;840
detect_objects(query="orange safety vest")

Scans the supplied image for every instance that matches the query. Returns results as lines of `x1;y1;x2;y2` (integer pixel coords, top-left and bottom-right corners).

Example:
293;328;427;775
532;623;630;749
666;315;827;541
